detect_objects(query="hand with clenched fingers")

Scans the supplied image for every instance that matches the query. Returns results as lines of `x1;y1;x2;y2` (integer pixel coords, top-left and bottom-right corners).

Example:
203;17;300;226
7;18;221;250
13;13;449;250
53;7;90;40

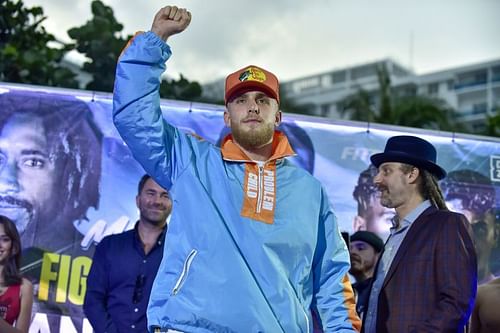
151;5;191;42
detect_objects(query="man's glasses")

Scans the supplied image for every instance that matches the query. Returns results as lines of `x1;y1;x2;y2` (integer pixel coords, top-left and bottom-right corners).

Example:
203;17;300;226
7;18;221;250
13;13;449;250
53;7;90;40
133;274;145;304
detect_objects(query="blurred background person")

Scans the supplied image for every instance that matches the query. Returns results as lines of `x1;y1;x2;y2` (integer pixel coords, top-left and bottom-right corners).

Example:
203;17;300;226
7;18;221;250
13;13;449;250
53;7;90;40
352;165;396;241
0;91;102;253
0;215;33;333
441;169;499;284
84;175;172;333
349;231;383;319
471;277;500;333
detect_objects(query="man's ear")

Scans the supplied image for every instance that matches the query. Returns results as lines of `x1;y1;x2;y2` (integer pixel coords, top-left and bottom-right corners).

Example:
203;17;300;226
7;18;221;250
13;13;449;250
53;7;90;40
353;215;367;231
275;110;282;126
224;110;231;127
136;195;140;209
407;166;420;184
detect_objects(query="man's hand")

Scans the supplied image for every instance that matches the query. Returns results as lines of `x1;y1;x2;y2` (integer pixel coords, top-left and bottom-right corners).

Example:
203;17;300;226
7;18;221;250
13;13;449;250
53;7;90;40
151;6;191;42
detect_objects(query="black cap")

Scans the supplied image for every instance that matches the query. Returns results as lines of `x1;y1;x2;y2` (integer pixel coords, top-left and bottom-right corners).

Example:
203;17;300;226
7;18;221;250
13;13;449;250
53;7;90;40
350;231;384;253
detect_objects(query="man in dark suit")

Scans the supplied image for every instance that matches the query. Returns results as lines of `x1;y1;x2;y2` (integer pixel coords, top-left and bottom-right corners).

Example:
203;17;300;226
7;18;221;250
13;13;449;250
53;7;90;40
362;135;477;333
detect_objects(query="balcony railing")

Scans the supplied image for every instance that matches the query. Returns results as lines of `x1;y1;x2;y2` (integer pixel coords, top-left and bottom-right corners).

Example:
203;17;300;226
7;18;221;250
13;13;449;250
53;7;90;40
456;107;488;118
454;80;487;90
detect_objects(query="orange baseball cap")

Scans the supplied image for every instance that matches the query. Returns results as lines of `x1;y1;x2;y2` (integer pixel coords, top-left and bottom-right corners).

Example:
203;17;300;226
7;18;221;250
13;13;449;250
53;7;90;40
225;65;280;104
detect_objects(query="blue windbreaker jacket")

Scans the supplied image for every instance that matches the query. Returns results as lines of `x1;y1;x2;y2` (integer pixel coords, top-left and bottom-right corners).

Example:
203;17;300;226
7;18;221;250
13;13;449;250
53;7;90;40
113;31;360;333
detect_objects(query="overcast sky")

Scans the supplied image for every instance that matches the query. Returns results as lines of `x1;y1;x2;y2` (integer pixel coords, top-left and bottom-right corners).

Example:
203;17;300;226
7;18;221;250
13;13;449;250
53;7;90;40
24;0;500;84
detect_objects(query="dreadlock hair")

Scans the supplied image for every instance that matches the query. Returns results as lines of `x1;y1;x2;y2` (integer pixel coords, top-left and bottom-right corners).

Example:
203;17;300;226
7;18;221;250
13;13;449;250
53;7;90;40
400;164;448;210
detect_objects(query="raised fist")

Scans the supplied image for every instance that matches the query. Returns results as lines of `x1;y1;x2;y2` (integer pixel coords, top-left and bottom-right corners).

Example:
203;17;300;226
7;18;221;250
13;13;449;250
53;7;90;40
151;6;191;41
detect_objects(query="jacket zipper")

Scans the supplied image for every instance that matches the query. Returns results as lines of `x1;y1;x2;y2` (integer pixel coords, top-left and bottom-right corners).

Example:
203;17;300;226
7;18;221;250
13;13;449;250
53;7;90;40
256;165;264;213
172;249;198;295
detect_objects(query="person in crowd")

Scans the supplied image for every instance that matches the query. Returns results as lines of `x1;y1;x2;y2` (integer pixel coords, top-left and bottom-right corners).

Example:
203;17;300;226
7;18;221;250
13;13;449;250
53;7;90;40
112;5;360;332
441;169;500;284
471;277;500;333
0;215;33;333
84;175;171;333
362;135;477;333
348;231;383;319
352;165;395;240
0;91;102;252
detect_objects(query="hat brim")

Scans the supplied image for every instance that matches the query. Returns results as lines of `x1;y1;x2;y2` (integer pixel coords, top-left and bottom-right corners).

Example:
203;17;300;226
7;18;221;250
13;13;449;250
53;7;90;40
371;152;446;180
225;82;279;104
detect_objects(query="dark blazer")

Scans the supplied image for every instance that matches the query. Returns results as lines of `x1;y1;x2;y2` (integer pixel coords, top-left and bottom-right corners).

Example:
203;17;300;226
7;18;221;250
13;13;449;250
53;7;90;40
362;206;477;333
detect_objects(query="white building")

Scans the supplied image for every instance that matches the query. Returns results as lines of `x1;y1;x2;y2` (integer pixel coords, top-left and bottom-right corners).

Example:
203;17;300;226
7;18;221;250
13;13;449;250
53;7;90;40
280;58;500;132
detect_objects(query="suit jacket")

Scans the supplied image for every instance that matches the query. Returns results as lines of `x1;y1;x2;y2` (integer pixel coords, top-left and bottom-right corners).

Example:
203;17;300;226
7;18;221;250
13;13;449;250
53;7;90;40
362;206;477;333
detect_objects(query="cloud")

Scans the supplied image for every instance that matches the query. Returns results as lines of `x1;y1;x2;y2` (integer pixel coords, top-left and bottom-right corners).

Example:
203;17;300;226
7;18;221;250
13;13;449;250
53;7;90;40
22;0;500;84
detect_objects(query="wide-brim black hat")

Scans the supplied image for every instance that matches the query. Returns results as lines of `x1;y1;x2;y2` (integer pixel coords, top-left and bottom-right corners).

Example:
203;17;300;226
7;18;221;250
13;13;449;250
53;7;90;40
370;135;447;180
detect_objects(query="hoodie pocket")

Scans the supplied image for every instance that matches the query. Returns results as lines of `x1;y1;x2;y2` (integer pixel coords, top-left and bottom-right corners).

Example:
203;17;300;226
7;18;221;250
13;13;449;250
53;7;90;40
171;249;198;295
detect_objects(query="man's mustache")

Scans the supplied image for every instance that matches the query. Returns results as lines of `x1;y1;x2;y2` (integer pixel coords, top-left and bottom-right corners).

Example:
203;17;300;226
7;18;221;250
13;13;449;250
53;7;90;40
243;116;263;122
350;254;361;263
0;195;33;212
376;186;388;195
147;202;168;211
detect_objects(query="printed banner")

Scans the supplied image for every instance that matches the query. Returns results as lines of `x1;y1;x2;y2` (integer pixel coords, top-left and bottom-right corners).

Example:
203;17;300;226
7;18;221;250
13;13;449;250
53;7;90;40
0;83;499;332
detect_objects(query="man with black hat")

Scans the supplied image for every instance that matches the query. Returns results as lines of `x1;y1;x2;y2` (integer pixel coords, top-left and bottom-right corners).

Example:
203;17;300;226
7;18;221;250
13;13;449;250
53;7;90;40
349;231;384;319
362;135;477;333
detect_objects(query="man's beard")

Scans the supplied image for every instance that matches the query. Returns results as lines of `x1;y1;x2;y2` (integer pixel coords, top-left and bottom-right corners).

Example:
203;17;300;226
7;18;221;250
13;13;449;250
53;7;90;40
140;204;170;227
349;255;362;274
378;187;395;208
231;122;275;151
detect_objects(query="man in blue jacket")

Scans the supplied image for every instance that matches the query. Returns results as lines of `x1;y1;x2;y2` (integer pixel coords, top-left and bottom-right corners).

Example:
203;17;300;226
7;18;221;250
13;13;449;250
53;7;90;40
113;5;360;332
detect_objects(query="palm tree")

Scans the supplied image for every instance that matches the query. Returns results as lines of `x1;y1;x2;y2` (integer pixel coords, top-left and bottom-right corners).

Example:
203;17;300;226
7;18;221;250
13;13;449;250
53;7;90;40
484;107;500;137
390;95;462;131
340;64;463;132
339;88;375;122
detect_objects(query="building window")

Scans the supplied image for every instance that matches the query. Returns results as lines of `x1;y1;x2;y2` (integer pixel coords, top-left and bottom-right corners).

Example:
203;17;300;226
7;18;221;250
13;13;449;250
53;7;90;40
447;80;455;91
472;103;487;115
320;103;330;117
331;71;346;84
492;66;500;83
351;64;377;80
456;70;487;89
428;83;439;95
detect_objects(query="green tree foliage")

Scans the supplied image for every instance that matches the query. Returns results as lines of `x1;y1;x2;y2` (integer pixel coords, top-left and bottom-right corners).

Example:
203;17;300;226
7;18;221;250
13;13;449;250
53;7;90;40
0;0;78;87
340;64;464;132
484;107;500;137
160;74;203;101
390;95;460;131
67;0;131;92
68;0;203;99
340;88;375;122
